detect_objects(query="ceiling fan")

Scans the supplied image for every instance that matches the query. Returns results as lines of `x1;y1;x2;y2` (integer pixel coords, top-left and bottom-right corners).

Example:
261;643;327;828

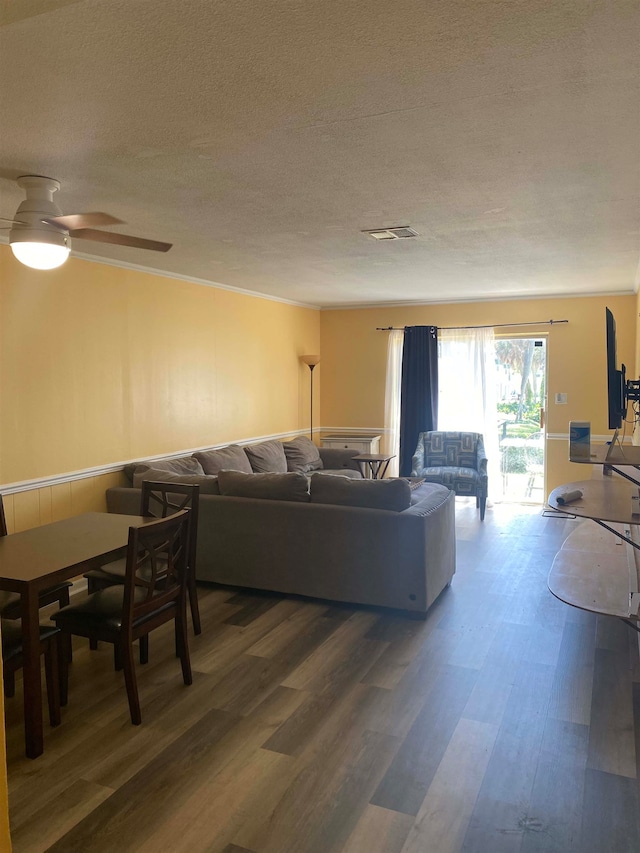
2;175;172;270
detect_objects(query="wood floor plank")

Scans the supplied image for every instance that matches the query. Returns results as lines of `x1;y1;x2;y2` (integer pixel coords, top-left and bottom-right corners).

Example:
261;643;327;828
361;612;441;690
192;598;305;675
134;747;295;853
370;664;478;815
339;804;414;853
467;661;555;810
587;646;636;778
520;718;589;853
399;717;499;853
281;611;384;693
42;706;242;852
461;660;515;727
222;594;282;627
10;778;114;853
460;797;530;853
244;728;399;853
245;600;330;658
547;620;596;726
580;768;640;853
360;626;462;740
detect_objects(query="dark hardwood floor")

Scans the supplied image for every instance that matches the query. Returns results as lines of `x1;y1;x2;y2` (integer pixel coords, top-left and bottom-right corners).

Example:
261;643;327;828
5;502;640;852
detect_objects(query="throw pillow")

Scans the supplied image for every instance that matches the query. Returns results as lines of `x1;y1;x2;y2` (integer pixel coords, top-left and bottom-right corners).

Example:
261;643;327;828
194;445;253;475
310;474;411;512
283;435;323;473
217;470;310;502
124;455;204;483
243;440;288;474
132;467;221;494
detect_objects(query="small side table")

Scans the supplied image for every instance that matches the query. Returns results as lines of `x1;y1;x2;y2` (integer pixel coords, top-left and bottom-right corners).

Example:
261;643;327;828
353;453;395;480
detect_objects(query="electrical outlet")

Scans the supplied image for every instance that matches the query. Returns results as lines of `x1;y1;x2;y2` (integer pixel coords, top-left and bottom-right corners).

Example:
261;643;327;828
555;393;567;404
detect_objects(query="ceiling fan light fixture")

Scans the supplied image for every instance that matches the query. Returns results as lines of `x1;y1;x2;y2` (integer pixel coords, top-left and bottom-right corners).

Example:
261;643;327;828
10;238;70;270
9;176;70;269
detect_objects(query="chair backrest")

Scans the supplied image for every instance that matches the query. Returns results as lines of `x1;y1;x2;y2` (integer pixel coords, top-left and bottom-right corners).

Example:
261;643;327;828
122;511;190;629
139;481;200;575
421;431;483;470
0;494;7;537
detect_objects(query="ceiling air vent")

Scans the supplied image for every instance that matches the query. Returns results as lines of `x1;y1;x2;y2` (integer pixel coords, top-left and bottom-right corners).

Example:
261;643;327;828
362;226;419;240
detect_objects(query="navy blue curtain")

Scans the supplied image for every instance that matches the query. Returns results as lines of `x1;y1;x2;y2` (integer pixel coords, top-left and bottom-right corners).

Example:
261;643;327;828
399;325;438;476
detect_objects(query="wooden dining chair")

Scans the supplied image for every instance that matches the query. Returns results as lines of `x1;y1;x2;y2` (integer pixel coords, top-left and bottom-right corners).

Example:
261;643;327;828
1;619;62;728
52;511;192;725
0;494;73;673
85;481;201;637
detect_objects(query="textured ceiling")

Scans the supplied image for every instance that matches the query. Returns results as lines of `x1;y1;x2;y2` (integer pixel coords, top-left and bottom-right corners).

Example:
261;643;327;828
0;0;638;307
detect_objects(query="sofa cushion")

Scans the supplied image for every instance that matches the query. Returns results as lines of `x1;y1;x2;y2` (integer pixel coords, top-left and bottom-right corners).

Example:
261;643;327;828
194;445;253;475
217;470;310;502
124;455;204;484
283;436;323;473
243;440;288;474
132;467;220;494
310;474;411;512
310;468;362;480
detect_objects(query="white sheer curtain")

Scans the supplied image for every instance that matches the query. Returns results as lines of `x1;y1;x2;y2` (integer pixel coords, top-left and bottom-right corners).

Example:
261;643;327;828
438;327;500;500
384;330;404;477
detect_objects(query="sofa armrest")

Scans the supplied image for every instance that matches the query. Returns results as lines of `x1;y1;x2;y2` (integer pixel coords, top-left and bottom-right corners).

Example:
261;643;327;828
319;447;361;472
411;439;425;476
476;435;488;477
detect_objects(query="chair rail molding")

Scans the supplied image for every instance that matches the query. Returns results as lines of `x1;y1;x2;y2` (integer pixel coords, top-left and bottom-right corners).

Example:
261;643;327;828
0;429;314;494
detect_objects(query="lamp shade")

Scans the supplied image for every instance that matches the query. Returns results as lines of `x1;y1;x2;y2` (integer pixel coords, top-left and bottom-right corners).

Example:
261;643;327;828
301;354;320;367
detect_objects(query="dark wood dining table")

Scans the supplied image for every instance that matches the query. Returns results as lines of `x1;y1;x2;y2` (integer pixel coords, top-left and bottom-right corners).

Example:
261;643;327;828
0;511;149;758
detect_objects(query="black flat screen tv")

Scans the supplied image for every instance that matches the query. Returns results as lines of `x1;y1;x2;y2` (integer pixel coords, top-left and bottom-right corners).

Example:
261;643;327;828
606;307;627;430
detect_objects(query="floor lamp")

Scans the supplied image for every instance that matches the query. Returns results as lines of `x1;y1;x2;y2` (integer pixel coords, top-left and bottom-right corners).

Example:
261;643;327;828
301;355;320;440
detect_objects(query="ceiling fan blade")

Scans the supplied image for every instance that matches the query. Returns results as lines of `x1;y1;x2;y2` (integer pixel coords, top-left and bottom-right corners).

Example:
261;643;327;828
44;212;124;230
69;228;172;252
0;216;26;225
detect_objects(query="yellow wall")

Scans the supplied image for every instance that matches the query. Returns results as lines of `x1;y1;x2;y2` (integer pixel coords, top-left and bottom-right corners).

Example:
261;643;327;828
0;246;320;486
320;293;637;492
0;247;321;849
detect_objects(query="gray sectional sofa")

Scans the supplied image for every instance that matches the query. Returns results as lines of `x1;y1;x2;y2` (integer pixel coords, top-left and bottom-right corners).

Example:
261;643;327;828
106;437;456;615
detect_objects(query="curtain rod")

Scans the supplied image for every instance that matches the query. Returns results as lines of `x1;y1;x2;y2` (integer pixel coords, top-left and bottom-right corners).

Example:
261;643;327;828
376;319;569;331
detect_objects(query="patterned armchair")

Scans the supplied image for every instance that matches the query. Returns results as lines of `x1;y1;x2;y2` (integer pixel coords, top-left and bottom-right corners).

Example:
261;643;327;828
411;431;488;520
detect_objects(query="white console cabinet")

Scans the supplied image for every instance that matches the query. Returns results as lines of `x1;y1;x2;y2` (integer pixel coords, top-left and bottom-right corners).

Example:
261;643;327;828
321;434;381;453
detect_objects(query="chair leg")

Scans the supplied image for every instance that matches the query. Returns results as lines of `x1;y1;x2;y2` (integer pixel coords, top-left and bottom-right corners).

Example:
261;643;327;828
188;571;202;636
44;635;61;727
58;588;74;663
114;645;123;671
139;635;149;665
59;633;69;707
480;496;486;521
4;671;15;698
176;610;192;686
121;641;141;725
89;639;98;650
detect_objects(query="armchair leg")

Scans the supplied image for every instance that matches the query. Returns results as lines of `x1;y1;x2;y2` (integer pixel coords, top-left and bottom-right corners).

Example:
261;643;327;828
480;496;486;521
